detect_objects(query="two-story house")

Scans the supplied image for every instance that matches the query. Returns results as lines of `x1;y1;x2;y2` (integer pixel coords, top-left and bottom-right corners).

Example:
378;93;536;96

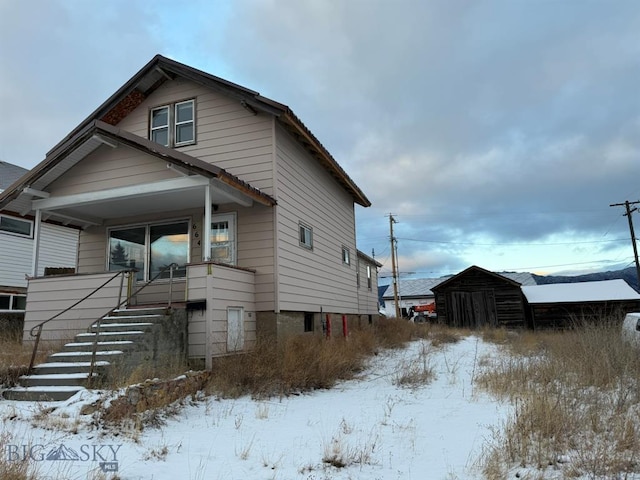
0;55;380;365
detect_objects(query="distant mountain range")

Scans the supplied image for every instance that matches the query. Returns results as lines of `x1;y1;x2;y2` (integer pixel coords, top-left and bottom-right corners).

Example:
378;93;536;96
532;266;639;292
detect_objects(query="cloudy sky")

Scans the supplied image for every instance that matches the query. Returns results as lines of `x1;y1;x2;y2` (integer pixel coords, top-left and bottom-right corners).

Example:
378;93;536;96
1;0;639;279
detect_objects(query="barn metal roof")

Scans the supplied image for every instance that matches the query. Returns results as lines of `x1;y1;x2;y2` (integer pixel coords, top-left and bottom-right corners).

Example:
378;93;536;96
522;279;640;304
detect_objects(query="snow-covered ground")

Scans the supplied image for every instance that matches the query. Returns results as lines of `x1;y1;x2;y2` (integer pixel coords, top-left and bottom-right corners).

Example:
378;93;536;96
1;336;511;480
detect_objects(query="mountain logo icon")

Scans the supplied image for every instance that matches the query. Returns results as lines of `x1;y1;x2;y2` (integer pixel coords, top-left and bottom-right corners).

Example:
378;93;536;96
45;445;81;461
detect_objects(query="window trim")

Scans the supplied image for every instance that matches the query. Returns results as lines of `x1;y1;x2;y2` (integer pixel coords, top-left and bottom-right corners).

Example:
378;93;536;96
342;246;351;266
149;98;196;148
0;214;33;238
107;218;191;282
174;100;195;146
0;293;27;312
299;222;313;250
366;265;372;290
210;212;237;266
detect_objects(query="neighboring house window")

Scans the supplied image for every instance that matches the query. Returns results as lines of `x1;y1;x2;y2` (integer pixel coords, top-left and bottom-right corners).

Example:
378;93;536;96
210;213;237;265
342;247;350;266
0;294;26;311
304;312;314;332
149;99;195;147
108;220;189;281
299;223;313;250
0;215;32;237
367;265;372;290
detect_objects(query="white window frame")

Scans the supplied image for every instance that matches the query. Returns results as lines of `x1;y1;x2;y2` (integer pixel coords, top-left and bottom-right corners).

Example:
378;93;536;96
174;100;195;146
149;99;195;147
210;212;237;265
299;223;313;250
367;265;372;290
0;214;33;238
0;293;26;312
342;246;350;266
107;218;191;282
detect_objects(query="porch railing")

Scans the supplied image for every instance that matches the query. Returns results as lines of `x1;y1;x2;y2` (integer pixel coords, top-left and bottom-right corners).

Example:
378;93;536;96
28;263;179;378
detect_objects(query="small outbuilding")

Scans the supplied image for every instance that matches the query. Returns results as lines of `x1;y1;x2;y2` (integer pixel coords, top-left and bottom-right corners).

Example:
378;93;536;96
522;279;640;329
432;265;534;329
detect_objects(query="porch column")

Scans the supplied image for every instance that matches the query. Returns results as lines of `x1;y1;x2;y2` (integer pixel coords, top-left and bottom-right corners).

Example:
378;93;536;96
31;209;42;277
203;183;212;261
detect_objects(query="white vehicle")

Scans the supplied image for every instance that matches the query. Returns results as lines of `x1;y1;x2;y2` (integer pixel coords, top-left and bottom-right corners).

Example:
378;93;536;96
622;312;640;346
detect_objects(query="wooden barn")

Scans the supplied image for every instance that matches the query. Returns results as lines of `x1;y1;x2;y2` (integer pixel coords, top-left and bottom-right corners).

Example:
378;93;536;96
431;265;532;329
522;279;640;329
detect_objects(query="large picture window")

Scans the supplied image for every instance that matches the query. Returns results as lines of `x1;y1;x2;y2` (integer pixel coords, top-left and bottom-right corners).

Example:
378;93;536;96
109;221;189;281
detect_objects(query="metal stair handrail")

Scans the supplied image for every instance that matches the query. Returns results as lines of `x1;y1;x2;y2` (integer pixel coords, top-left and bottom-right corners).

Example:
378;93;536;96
28;269;134;372
87;263;179;385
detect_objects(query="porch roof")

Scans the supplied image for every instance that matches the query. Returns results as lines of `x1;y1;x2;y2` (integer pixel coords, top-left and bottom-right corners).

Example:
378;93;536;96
0;121;276;228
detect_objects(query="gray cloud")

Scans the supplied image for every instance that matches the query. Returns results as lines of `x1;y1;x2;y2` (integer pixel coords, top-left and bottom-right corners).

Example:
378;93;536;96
2;0;638;276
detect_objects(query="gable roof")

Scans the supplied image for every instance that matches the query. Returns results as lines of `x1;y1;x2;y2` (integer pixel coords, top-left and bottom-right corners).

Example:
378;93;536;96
431;265;535;292
0;161;28;192
0;120;276;219
522;279;640;304
45;55;370;208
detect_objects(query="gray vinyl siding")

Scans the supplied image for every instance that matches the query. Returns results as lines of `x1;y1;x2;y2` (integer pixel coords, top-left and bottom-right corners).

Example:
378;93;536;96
0;221;79;288
274;124;358;313
357;256;379;315
116;78;275;195
46;144;177;196
75;202;276;310
23;272;127;342
186;263;256;358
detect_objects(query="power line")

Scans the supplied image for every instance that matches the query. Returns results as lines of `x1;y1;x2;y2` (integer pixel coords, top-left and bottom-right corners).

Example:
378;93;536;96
396;237;628;246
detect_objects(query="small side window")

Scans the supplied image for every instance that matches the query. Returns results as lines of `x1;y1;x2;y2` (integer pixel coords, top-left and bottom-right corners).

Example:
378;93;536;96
366;265;372;290
342;247;350;266
299;223;313;249
0;215;33;237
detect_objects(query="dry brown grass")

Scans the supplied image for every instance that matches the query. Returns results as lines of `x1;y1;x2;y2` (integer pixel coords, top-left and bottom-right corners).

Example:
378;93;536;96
0;336;64;388
0;433;39;480
207;317;441;399
478;319;640;478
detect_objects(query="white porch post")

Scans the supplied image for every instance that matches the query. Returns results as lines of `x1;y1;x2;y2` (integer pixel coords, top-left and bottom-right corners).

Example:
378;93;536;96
203;182;212;261
204;182;213;370
31;209;42;277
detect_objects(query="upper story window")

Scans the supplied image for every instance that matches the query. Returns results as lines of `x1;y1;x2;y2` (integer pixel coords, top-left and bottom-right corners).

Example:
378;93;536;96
366;265;372;290
0;215;33;237
299;223;313;250
150;99;195;147
342;247;350;265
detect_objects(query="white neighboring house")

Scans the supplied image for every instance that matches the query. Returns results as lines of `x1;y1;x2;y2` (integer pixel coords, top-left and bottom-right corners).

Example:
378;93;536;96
0;161;80;313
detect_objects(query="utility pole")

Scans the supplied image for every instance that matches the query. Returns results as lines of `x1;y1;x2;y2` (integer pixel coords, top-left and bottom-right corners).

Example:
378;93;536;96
610;200;640;290
389;215;401;318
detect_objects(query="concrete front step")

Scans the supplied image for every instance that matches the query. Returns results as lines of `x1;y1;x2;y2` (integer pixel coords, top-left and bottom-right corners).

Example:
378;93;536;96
18;372;98;387
48;350;124;364
61;340;135;352
100;314;166;324
89;322;155;333
76;331;146;342
32;361;111;375
3;386;86;402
